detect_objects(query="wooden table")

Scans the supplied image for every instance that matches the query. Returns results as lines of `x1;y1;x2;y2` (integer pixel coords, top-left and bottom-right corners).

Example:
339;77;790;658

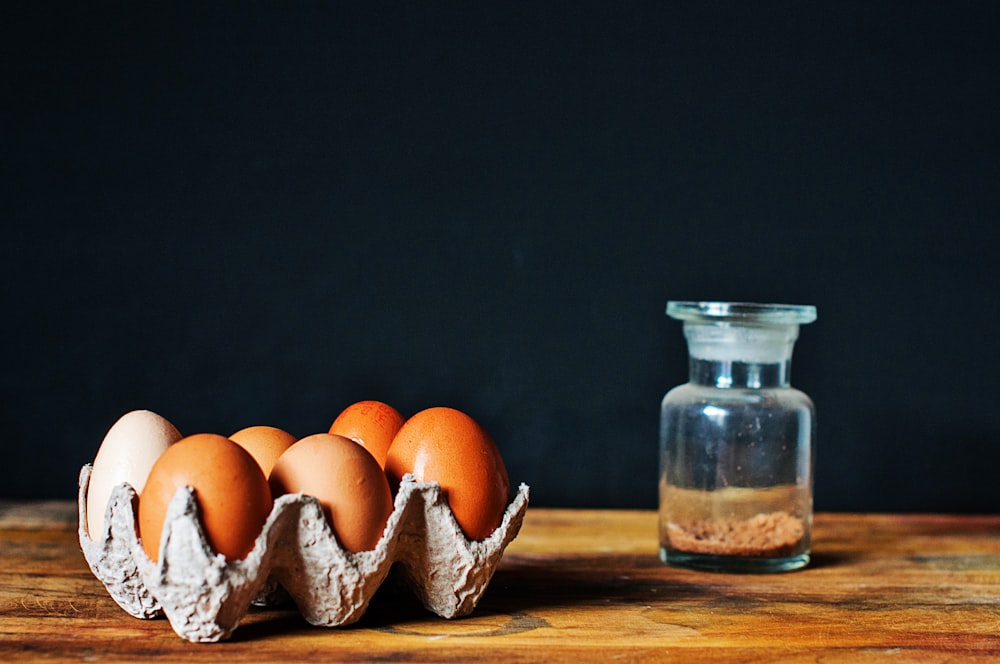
3;502;1000;662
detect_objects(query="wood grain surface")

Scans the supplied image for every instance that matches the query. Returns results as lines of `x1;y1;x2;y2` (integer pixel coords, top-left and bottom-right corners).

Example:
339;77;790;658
2;502;1000;662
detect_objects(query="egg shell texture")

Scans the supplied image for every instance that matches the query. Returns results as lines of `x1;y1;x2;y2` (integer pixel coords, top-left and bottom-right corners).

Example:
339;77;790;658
87;409;183;542
328;400;405;468
138;434;273;562
386;407;511;541
229;425;298;476
268;433;394;553
78;463;529;642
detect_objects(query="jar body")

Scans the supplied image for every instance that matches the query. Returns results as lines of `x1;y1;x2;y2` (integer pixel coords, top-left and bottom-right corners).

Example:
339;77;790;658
658;301;817;573
658;379;814;572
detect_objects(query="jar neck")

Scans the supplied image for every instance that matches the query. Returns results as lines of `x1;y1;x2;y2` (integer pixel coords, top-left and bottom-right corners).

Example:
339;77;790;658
682;320;799;388
689;357;791;388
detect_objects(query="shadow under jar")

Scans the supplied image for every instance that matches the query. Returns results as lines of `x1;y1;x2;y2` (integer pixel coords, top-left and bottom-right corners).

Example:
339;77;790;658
659;301;817;573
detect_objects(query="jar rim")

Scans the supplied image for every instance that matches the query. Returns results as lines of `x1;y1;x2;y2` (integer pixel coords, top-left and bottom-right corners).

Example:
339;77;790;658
667;301;817;325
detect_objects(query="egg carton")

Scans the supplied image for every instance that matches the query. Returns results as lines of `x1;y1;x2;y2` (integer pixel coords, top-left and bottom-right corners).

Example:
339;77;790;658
77;463;529;642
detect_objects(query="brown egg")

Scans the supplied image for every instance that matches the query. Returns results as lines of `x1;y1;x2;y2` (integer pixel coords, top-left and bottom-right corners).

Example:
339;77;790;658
269;433;393;553
138;433;273;562
230;425;298;477
385;407;510;541
328;400;405;468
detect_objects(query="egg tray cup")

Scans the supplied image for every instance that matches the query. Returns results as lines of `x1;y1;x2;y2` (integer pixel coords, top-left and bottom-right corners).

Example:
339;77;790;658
77;463;530;643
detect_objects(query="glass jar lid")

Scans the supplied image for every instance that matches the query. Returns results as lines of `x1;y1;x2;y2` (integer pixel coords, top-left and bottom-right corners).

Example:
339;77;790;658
667;301;817;326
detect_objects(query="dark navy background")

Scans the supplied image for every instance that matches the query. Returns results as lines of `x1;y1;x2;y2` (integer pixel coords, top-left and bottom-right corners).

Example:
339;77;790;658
4;2;999;511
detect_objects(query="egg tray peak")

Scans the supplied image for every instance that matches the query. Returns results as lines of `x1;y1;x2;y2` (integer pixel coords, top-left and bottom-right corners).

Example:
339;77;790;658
77;464;529;643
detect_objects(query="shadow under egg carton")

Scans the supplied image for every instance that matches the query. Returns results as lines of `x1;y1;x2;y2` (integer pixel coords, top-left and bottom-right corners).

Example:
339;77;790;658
77;464;529;642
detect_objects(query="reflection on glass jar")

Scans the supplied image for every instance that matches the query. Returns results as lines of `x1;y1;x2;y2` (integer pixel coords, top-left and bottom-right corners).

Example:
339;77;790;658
659;301;817;573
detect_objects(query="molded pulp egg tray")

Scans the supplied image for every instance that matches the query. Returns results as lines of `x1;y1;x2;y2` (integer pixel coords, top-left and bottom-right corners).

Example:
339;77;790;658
77;464;530;642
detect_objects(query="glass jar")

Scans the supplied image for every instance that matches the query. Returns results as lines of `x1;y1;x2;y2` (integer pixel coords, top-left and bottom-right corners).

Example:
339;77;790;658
658;301;817;573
